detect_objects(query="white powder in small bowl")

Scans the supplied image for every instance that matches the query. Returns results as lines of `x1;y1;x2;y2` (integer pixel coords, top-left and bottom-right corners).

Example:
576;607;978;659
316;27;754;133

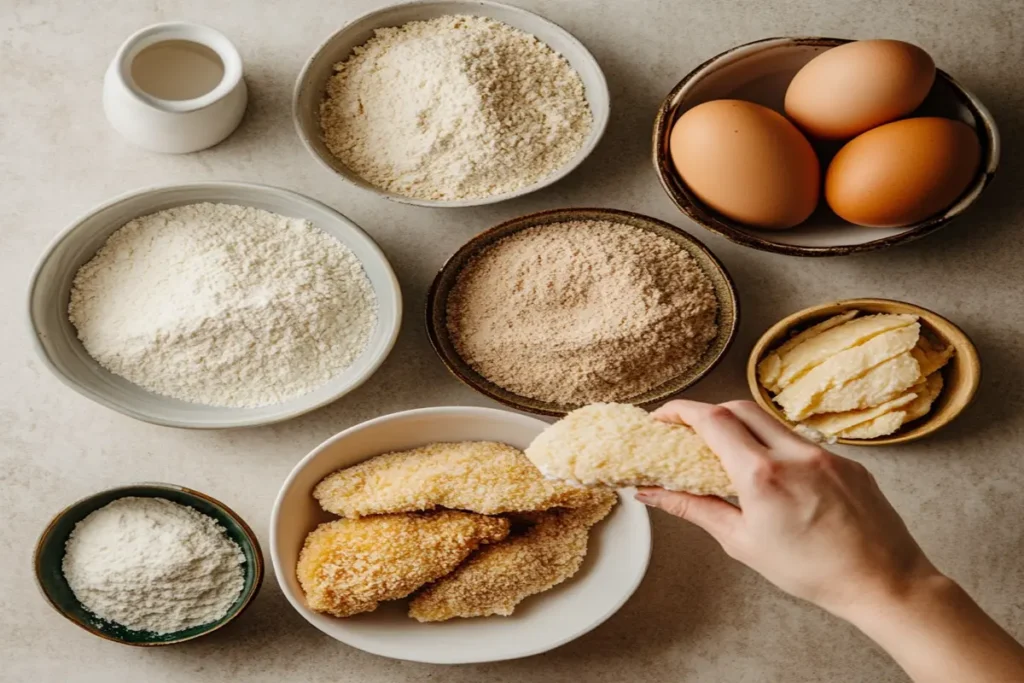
62;497;245;635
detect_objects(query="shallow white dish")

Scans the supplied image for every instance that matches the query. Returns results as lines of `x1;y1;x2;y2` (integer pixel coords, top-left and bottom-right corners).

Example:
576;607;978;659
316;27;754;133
27;182;402;429
293;0;610;208
270;406;651;664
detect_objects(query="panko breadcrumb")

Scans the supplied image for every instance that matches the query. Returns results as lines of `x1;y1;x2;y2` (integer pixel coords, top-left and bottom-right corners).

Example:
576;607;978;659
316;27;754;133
314;441;598;518
525;403;735;496
296;511;509;617
409;490;618;621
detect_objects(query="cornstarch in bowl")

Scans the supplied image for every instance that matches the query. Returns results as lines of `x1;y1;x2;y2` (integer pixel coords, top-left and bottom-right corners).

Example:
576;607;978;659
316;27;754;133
62;497;245;635
445;219;720;405
318;15;593;201
67;202;378;408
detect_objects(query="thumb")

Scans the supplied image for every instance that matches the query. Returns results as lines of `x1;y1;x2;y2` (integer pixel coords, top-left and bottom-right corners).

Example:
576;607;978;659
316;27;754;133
636;487;740;542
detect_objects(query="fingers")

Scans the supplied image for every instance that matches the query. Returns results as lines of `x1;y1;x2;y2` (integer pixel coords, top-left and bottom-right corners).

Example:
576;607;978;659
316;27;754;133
635;488;740;543
719;400;814;452
653;400;768;481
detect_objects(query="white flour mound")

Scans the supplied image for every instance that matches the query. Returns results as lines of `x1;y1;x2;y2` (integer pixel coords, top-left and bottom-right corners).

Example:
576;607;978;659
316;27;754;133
320;15;593;201
68;203;378;407
63;497;245;634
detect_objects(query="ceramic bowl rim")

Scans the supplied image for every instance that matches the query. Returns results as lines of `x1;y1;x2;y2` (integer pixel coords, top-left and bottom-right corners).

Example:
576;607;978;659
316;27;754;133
25;180;403;429
113;21;244;114
425;207;740;416
652;36;1001;257
291;0;611;208
746;297;982;445
268;405;652;663
33;482;265;646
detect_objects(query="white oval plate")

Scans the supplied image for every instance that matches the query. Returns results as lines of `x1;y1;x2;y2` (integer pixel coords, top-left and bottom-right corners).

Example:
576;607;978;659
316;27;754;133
27;182;402;428
270;406;651;663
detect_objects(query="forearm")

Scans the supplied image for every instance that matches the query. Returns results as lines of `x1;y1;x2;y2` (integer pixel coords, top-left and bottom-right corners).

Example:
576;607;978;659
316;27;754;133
843;574;1024;683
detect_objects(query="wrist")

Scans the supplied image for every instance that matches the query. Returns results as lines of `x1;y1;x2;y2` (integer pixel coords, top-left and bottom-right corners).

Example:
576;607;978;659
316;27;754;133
837;570;960;634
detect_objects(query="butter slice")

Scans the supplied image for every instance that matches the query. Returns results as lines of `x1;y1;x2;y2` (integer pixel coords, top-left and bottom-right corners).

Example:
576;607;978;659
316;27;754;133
911;337;955;377
774;324;921;421
802;391;919;436
838;411;907;439
902;372;944;423
807;351;922;416
758;311;859;390
771;314;919;390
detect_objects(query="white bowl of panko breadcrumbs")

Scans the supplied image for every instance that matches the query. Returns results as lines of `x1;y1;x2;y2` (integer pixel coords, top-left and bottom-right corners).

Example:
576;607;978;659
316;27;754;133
293;1;609;207
270;406;651;663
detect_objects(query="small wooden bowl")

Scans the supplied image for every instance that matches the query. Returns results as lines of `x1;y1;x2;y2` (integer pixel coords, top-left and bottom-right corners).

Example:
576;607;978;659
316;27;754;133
653;37;1000;257
34;483;264;646
427;208;739;417
747;298;981;445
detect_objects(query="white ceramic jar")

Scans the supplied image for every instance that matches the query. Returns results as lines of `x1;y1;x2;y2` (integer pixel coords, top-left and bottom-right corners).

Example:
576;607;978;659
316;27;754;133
103;22;247;154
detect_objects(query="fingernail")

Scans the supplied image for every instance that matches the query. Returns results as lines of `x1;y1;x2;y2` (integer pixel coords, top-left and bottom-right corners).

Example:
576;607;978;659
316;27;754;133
634;490;654;504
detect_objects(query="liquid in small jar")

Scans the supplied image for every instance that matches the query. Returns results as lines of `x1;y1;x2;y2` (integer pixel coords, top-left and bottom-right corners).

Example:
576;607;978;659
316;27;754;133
131;40;225;101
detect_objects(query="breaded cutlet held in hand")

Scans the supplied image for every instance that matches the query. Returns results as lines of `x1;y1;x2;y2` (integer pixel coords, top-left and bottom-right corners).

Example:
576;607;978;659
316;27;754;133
296;511;510;618
409;490;618;622
525;403;735;496
314;441;598;518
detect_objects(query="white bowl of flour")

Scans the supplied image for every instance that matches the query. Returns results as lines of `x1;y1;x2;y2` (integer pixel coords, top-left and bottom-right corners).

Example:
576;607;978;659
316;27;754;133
293;1;610;207
28;182;401;428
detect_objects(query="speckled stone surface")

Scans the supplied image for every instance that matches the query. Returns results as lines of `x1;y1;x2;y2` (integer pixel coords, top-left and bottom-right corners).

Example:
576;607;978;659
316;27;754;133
2;0;1022;680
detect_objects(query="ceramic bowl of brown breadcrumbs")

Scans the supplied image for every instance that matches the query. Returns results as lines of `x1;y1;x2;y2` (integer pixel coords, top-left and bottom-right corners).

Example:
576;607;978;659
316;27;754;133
426;208;739;416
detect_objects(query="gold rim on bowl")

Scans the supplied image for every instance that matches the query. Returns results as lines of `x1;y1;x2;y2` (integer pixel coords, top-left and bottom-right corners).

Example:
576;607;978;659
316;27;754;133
426;207;740;416
746;298;981;445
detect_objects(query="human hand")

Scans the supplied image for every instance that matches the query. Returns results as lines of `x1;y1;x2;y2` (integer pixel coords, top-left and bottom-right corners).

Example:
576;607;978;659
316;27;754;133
636;399;940;620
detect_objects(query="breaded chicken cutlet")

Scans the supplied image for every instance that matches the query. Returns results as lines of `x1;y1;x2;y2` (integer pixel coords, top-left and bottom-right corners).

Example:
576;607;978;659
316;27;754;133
408;490;618;622
525;403;736;496
314;441;599;518
297;511;510;617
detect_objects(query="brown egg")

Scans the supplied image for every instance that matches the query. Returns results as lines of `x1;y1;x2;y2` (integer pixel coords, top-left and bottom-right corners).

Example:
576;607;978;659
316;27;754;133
825;117;981;228
785;40;935;140
669;100;820;230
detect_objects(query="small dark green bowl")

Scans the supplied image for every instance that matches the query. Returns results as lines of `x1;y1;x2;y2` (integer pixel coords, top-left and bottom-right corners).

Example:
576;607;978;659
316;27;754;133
34;483;264;646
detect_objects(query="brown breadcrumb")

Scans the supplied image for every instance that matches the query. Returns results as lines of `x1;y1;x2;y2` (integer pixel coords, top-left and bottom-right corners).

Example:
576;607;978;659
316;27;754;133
296;511;509;617
314;441;598;518
408;490;618;621
445;220;719;405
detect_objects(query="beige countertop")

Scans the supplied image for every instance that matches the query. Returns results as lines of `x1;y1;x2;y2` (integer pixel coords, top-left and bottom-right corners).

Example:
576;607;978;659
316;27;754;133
2;0;1022;680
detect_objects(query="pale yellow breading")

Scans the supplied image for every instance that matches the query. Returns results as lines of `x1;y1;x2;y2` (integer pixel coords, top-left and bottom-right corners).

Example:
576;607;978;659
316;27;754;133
837;411;907;439
775;324;921;421
296;512;510;617
758;311;859;391
409;491;618;621
769;313;918;391
314;441;598;518
802;391;919;437
911;336;955;377
807;351;922;416
902;372;944;423
525;403;735;496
